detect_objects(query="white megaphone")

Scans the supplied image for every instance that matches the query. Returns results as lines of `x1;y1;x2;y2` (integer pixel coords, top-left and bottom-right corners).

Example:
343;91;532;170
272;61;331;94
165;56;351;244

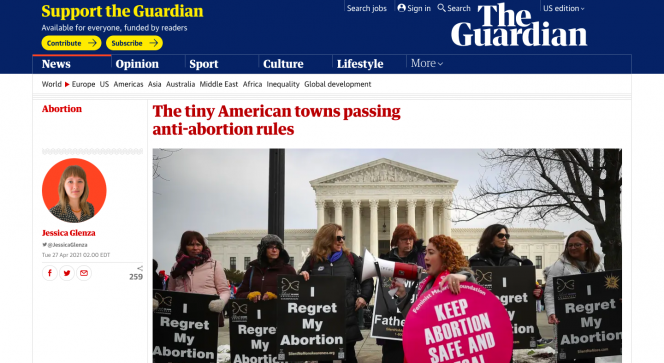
361;248;421;282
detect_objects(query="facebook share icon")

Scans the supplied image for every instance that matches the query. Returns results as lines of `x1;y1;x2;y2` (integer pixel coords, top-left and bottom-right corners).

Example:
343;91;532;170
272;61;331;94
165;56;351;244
43;265;58;281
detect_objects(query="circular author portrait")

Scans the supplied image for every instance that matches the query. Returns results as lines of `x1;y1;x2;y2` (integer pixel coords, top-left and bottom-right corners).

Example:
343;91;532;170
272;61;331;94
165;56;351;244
49;165;95;223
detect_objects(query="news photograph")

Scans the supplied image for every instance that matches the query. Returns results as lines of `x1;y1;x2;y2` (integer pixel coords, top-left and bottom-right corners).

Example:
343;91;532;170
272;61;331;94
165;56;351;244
152;149;622;363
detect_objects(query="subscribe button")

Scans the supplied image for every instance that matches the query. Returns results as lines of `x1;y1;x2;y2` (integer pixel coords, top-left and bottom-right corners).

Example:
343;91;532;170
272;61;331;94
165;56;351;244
106;36;163;50
42;36;102;51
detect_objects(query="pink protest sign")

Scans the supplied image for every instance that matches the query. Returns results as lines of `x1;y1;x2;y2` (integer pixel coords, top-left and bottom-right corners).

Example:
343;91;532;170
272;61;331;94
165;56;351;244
403;282;513;363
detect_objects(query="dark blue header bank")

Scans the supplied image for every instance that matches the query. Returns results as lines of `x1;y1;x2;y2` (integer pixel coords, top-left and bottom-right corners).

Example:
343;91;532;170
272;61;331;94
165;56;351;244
6;1;661;73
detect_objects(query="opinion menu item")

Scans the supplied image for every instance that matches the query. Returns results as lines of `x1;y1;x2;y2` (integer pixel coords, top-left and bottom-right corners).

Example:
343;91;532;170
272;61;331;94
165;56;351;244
553;270;622;360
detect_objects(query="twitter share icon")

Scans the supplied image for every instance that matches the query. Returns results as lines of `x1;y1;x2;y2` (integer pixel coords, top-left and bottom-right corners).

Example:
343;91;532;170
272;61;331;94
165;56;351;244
61;265;74;281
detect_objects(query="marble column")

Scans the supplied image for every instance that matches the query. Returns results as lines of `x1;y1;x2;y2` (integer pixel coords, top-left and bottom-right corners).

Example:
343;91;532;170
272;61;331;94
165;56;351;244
389;199;399;236
438;206;444;236
315;199;326;229
369;199;379;257
425;199;435;241
333;199;344;227
442;199;452;237
407;199;417;227
420;208;426;240
351;199;362;255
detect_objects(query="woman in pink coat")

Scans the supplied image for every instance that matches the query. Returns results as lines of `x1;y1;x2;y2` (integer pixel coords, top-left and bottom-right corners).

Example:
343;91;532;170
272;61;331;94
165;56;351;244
167;231;230;317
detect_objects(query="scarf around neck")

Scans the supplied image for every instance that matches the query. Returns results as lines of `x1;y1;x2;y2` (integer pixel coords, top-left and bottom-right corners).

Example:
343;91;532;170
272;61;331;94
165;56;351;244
328;250;343;263
489;247;506;264
176;248;211;268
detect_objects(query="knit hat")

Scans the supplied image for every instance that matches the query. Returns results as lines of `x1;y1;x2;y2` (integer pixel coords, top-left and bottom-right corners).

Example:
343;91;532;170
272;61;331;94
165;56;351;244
257;234;285;263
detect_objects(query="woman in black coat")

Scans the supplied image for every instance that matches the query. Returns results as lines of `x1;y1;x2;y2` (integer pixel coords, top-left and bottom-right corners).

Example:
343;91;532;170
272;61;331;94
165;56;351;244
299;223;374;363
236;234;297;301
469;224;544;362
468;224;523;267
468;224;541;297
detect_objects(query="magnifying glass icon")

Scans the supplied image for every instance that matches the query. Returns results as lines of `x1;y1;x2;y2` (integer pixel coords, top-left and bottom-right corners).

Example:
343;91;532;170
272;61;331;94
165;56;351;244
438;4;446;11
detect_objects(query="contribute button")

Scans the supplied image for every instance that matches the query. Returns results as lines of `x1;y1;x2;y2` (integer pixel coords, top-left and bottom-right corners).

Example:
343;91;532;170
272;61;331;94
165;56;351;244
42;36;102;51
106;36;162;50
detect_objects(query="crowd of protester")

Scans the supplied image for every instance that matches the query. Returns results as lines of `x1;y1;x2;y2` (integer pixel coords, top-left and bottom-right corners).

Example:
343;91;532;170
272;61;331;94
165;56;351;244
153;223;611;363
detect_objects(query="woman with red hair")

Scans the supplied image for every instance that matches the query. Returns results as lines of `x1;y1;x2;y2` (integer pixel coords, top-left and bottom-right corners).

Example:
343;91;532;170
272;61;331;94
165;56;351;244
392;235;476;363
393;235;476;316
381;224;425;265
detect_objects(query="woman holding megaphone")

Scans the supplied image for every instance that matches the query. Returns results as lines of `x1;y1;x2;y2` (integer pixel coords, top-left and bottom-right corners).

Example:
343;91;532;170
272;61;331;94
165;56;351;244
392;235;476;317
299;223;374;363
392;235;476;363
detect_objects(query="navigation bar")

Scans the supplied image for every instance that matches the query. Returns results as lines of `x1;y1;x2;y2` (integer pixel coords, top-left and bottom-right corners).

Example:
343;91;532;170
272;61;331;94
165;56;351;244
32;54;632;74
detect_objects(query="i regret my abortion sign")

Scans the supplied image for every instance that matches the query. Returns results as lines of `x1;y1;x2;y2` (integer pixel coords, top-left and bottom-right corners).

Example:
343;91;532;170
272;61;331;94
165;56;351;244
553;270;622;360
276;275;346;361
403;283;513;363
153;290;219;363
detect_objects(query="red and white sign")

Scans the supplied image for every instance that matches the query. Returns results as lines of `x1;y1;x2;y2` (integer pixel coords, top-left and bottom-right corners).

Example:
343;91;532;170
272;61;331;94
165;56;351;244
403;282;513;363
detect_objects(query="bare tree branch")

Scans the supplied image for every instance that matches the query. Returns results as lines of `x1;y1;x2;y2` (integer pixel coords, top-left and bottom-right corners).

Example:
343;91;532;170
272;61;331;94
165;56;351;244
152;149;181;194
453;149;622;269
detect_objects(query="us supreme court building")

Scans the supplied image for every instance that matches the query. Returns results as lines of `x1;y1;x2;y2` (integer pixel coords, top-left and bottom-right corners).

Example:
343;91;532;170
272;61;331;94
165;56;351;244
207;158;565;282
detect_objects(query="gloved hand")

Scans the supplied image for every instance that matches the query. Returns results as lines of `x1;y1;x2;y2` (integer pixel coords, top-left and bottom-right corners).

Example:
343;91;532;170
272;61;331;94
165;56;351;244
171;256;197;278
209;299;226;313
247;291;262;303
262;292;277;301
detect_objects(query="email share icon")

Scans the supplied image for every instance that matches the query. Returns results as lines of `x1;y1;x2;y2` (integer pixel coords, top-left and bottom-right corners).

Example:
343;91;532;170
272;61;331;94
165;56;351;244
77;265;91;280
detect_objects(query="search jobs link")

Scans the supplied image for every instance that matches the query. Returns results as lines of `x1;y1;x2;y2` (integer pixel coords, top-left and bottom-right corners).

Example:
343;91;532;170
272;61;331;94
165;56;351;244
347;5;386;13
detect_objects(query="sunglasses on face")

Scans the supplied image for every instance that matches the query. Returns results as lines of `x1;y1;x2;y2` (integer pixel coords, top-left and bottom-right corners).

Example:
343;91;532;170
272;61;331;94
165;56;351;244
568;243;585;249
496;233;510;240
336;236;345;242
266;245;279;250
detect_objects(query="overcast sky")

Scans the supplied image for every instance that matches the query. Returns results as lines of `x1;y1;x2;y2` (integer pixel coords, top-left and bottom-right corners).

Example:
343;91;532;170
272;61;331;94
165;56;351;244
153;149;601;269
